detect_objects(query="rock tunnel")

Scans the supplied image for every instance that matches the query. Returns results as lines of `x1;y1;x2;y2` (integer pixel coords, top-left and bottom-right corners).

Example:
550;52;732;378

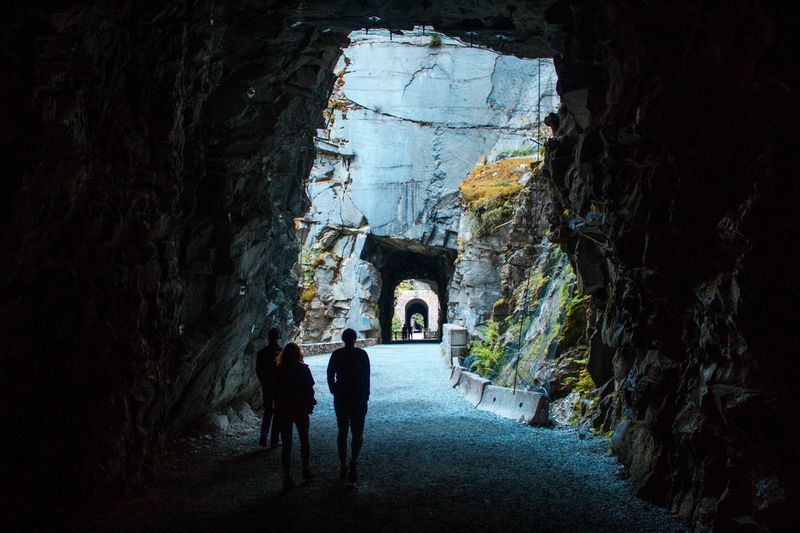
362;235;454;343
2;1;799;530
405;300;429;329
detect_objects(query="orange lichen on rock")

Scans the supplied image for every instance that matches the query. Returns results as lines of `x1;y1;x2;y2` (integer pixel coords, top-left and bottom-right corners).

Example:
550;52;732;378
459;157;535;212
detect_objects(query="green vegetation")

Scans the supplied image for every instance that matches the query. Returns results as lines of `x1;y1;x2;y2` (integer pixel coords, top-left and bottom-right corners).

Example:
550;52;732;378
429;33;442;47
392;316;402;334
459;157;536;236
557;293;590;356
298;246;321;304
496;147;536;160
465;320;504;377
394;279;420;303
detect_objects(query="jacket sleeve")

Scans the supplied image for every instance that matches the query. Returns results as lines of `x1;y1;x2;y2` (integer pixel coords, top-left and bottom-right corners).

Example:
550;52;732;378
305;365;317;410
362;352;370;399
326;352;337;395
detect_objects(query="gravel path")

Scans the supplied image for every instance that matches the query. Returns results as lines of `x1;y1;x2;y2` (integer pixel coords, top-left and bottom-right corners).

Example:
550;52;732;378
71;344;686;532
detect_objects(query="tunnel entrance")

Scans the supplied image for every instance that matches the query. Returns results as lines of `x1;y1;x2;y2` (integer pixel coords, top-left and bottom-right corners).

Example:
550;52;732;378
362;235;454;343
391;279;441;340
406;303;427;328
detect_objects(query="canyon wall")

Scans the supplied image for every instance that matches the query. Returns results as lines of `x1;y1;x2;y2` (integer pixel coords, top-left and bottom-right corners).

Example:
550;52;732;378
0;1;345;514
542;1;800;528
298;30;556;341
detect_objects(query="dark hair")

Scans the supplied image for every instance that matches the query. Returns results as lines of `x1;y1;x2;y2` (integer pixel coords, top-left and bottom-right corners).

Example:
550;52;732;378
268;327;280;341
278;342;303;365
342;328;357;345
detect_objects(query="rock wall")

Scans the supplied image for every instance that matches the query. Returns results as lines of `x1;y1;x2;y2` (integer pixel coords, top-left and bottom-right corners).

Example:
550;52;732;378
0;1;345;515
543;1;800;529
452;159;594;415
298;30;557;341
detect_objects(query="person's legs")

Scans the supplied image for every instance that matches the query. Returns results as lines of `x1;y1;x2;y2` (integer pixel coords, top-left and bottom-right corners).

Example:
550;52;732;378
347;401;368;483
268;396;280;448
296;415;311;479
259;386;271;446
350;402;368;460
334;398;350;478
278;416;294;490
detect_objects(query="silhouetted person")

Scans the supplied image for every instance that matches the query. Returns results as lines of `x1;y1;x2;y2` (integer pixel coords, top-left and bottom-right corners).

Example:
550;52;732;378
401;324;408;340
327;328;370;482
256;328;282;448
274;342;316;492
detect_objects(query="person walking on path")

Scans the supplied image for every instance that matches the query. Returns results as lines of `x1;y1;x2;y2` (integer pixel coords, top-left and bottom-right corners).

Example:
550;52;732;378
256;328;282;448
327;329;370;483
274;342;317;492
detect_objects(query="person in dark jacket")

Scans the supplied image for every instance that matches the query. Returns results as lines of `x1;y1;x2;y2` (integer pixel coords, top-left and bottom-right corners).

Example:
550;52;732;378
274;342;316;492
256;328;282;448
327;329;370;483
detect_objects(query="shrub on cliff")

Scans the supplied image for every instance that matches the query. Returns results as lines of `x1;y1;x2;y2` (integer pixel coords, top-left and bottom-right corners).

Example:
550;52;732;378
459;157;536;236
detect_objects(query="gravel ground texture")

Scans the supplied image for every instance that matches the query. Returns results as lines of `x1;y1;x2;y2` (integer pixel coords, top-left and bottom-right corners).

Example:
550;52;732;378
69;344;687;532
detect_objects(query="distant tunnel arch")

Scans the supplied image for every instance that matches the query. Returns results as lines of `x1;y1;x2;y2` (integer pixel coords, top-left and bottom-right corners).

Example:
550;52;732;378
405;299;429;329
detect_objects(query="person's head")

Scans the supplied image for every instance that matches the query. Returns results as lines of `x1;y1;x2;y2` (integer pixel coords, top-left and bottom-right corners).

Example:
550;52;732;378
342;328;357;347
279;342;303;365
267;327;280;342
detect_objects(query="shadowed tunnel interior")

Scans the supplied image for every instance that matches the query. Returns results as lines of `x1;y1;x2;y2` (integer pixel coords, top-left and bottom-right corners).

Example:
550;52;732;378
1;1;799;530
362;235;454;343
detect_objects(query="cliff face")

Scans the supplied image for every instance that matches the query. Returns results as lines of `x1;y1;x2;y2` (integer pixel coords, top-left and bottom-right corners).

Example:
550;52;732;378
543;1;800;528
0;1;345;510
298;30;556;341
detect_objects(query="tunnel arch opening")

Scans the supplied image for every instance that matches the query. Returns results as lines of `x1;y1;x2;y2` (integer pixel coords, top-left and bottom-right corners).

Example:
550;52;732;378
405;300;428;328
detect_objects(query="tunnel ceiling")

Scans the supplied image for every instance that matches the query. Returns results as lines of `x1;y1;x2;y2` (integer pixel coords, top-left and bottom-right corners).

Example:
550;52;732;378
275;0;558;59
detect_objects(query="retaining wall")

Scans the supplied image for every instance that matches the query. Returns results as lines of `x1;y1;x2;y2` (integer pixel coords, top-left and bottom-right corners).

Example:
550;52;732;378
301;338;377;356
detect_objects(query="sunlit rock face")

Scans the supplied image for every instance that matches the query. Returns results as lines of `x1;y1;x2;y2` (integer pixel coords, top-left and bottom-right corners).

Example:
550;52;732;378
544;1;800;529
299;29;556;341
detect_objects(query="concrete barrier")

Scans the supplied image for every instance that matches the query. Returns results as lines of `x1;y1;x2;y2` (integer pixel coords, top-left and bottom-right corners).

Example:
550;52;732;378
449;365;465;387
456;371;491;406
477;385;550;426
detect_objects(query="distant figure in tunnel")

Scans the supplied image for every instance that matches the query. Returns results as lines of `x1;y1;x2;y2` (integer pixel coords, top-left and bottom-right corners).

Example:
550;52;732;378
327;328;370;482
256;327;282;448
274;342;317;492
401;324;408;340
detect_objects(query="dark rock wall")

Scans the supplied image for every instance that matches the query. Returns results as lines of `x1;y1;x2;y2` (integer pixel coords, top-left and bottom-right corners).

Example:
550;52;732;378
544;1;800;529
0;1;344;514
